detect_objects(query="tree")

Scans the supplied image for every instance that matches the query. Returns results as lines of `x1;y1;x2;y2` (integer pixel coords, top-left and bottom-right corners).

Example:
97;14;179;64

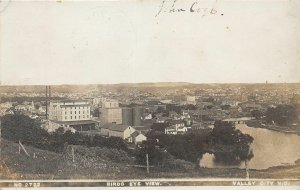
1;114;48;144
34;102;41;110
221;105;231;110
151;123;169;132
135;140;166;165
265;105;298;126
146;130;210;164
90;135;128;151
251;109;262;119
210;121;254;164
91;107;100;117
184;104;197;110
156;106;165;113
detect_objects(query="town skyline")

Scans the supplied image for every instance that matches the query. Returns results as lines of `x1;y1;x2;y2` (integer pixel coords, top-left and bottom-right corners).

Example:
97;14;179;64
1;82;300;181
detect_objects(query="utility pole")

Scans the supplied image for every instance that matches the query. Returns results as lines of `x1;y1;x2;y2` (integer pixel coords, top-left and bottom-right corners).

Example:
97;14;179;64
72;146;75;163
146;153;149;174
49;86;51;99
245;147;252;179
245;159;250;179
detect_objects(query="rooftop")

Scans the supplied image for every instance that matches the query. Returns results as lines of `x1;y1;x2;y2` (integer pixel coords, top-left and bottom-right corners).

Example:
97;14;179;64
51;120;98;125
101;123;132;132
50;99;89;104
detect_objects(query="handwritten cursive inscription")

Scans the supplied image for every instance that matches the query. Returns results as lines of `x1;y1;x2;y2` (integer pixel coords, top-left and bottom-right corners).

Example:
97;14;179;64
155;0;219;17
0;0;12;14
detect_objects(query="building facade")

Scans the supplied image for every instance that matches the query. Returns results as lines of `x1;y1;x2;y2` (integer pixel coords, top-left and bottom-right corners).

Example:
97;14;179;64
49;100;91;121
100;123;136;139
100;99;123;124
48;100;98;132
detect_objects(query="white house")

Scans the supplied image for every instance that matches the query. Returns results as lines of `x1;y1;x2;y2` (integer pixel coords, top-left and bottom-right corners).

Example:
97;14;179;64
130;131;147;144
170;120;185;131
100;123;136;140
165;120;188;135
177;126;188;134
165;126;177;135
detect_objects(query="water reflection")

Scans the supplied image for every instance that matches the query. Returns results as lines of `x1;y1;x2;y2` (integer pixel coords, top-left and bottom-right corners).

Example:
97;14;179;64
200;124;300;170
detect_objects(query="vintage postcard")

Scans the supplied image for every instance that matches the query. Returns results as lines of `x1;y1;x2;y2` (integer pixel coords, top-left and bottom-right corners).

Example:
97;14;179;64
0;0;300;189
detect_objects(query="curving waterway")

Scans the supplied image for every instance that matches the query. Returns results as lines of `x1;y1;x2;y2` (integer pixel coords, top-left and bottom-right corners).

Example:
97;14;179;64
200;123;300;170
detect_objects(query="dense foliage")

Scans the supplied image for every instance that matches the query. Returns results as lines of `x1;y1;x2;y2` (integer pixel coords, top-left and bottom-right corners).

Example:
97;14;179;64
210;121;254;164
1;114;128;152
150;123;169;132
135;139;167;166
137;122;254;166
1;114;49;144
251;109;263;119
265;105;298;126
135;130;210;165
2;114;254;167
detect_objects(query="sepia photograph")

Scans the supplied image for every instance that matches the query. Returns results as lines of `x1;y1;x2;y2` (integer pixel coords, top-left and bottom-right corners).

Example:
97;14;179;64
0;0;300;189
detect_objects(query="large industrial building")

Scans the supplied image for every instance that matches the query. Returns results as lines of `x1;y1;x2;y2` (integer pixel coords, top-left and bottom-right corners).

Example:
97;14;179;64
132;106;144;126
100;99;123;124
121;106;144;126
100;99;145;126
122;107;133;125
48;100;99;132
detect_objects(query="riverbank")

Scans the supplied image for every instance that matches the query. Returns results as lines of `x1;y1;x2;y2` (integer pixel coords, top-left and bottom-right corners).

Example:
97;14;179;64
246;120;300;135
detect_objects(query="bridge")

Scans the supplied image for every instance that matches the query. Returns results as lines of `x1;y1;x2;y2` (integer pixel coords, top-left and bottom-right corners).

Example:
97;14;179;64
222;117;254;124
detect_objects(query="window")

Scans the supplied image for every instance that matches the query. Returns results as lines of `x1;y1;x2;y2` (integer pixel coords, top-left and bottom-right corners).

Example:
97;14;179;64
75;111;76;114
75;116;76;119
87;115;89;118
79;111;80;114
83;115;85;118
70;111;72;114
83;111;85;114
65;116;67;119
65;111;67;114
71;116;72;119
79;116;80;119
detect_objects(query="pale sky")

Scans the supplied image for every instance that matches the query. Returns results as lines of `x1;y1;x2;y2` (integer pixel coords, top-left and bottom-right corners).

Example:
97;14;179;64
0;0;299;85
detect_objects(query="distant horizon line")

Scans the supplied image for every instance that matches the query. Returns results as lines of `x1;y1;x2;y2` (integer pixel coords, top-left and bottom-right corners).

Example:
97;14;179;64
0;81;300;86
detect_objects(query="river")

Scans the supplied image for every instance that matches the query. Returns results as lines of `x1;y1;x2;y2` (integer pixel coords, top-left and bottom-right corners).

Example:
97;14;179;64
199;123;300;170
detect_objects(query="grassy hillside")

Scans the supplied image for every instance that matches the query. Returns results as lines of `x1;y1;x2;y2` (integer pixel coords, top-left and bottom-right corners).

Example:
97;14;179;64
1;138;300;179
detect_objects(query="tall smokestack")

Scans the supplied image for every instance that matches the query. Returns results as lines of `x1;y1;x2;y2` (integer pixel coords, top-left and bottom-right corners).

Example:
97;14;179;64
46;86;48;119
49;86;51;99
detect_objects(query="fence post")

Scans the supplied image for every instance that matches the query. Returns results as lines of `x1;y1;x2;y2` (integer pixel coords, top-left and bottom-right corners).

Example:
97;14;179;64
146;154;149;174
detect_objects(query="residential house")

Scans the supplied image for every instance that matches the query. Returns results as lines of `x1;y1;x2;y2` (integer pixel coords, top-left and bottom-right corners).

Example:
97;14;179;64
100;123;136;140
170;120;185;130
130;131;147;144
165;120;188;135
165;126;177;135
156;116;171;123
177;126;188;134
